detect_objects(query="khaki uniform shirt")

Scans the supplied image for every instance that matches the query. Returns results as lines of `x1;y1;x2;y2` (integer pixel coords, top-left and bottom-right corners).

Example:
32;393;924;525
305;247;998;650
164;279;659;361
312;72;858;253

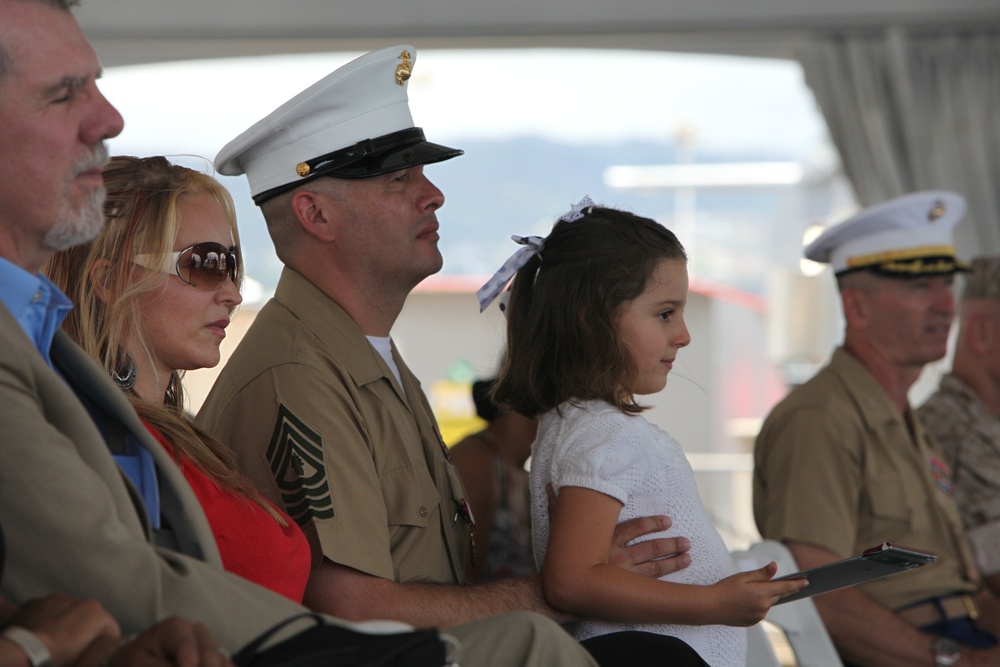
753;348;978;610
920;374;1000;576
197;268;469;584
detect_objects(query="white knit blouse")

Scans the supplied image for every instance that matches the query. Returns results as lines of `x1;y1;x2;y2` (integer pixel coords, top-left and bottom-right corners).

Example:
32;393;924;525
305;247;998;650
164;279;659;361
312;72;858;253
531;400;745;667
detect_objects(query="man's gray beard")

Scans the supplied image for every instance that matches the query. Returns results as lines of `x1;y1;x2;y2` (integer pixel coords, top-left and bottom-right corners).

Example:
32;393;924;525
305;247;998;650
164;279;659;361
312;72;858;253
43;144;109;252
43;186;106;251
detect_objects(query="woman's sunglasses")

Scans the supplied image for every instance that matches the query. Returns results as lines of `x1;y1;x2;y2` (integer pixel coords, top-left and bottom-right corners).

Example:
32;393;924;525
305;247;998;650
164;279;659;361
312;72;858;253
134;242;240;291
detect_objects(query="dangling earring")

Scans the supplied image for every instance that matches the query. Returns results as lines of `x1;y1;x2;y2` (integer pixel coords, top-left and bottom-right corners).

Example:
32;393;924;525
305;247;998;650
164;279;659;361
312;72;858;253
110;346;137;390
165;371;177;402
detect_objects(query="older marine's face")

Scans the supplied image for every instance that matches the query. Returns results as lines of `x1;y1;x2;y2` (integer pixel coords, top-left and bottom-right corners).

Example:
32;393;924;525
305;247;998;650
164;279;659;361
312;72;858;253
866;273;956;368
0;2;124;271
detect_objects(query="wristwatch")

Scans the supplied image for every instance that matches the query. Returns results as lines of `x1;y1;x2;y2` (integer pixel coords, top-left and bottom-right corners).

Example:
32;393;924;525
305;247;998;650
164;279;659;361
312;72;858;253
933;637;962;667
1;626;53;667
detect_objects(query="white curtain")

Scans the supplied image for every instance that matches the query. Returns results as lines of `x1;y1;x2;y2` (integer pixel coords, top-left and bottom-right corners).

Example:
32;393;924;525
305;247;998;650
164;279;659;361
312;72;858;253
797;28;1000;257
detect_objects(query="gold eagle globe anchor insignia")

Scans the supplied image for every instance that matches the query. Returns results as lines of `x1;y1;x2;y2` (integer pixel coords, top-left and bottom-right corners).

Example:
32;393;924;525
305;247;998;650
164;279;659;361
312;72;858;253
928;200;946;222
395;50;413;86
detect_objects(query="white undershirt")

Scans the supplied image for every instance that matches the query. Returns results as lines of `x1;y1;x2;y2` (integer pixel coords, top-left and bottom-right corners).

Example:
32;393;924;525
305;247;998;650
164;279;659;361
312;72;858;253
366;335;404;394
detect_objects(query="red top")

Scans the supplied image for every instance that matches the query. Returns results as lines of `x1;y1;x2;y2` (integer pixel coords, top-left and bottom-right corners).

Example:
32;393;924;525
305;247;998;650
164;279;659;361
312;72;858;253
144;421;310;602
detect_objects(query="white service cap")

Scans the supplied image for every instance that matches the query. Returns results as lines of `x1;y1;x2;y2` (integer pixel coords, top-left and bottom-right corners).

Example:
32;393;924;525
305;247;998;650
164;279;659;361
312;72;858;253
805;191;970;276
215;45;463;205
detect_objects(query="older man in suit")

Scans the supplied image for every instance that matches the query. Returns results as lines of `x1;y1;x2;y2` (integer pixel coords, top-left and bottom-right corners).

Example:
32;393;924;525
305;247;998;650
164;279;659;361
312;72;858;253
0;0;306;649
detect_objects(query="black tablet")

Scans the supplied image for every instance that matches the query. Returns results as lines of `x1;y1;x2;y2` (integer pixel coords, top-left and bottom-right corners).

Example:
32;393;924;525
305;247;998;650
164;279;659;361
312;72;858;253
773;542;937;604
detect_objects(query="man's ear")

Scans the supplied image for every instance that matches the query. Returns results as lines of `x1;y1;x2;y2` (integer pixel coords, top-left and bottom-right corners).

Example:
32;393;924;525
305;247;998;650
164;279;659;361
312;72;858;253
965;308;999;357
290;188;339;243
841;287;870;329
88;258;114;304
983;309;1000;354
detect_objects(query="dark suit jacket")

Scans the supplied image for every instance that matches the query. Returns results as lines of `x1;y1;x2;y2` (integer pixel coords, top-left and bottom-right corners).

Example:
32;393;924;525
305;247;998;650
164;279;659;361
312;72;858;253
0;303;306;650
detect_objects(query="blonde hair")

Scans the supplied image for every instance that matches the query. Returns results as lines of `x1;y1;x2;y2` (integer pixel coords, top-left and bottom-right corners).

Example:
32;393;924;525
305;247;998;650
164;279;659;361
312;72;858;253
46;155;285;525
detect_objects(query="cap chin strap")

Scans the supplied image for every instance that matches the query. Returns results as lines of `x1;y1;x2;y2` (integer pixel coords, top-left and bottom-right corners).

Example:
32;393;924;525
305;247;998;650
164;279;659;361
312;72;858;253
298;127;428;178
253;127;463;205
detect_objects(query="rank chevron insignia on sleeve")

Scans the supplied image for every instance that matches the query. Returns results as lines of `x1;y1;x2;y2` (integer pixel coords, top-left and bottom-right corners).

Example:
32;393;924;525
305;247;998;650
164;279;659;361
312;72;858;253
266;404;334;524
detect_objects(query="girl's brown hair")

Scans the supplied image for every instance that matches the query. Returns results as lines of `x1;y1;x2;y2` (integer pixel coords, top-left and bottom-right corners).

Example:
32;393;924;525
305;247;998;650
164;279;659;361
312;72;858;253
492;205;686;418
45;155;285;524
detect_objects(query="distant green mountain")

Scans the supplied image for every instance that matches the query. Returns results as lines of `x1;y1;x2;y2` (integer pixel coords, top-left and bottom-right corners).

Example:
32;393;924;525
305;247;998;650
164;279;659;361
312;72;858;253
220;136;851;298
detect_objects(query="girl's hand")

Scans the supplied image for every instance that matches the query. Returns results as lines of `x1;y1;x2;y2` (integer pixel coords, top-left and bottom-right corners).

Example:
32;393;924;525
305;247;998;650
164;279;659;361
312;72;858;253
707;562;808;627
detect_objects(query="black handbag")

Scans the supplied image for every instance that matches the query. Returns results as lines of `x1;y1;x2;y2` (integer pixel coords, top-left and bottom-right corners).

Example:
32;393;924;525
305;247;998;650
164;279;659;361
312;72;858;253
233;613;457;667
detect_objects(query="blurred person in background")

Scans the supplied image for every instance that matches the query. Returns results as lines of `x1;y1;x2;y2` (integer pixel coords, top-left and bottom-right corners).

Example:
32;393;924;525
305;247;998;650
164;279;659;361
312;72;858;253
920;257;1000;600
451;378;537;583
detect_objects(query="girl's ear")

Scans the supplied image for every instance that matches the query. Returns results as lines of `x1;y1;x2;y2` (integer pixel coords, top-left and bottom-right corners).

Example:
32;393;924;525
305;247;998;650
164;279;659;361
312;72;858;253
88;258;115;304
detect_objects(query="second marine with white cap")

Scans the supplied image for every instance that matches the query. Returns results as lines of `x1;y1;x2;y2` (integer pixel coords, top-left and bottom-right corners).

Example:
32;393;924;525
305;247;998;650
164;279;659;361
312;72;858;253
753;191;1000;666
196;45;697;667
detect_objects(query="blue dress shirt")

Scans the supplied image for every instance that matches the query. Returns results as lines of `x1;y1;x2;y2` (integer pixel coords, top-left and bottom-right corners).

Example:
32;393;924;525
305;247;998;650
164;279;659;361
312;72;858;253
0;257;160;527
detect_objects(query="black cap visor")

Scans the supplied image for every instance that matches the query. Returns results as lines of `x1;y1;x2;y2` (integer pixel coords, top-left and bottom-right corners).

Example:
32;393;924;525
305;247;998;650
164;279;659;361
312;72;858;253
253;127;463;204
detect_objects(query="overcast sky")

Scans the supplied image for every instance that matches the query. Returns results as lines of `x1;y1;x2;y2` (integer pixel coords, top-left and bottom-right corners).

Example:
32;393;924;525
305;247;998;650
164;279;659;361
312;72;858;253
102;48;829;162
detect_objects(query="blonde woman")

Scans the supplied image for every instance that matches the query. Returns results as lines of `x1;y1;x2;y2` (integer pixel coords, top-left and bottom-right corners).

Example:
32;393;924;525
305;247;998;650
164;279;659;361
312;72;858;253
46;156;310;602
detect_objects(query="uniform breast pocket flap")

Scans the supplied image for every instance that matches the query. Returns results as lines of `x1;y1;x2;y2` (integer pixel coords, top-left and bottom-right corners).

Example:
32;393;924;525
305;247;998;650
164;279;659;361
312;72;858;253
869;481;913;533
381;464;440;528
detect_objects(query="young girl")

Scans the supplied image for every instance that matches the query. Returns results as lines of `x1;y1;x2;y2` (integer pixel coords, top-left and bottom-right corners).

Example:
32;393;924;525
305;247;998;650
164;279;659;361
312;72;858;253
483;198;806;667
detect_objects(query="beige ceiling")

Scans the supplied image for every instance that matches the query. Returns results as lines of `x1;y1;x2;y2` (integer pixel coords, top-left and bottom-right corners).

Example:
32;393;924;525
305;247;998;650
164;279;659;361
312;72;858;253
77;0;1000;68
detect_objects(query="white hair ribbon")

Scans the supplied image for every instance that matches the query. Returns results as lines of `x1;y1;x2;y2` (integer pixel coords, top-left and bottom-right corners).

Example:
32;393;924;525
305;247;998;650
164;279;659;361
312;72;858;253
559;195;596;222
477;197;596;313
476;235;545;312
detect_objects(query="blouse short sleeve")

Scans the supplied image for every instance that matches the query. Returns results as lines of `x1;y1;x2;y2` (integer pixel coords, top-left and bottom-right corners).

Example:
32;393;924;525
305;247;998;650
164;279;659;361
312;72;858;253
549;404;649;506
